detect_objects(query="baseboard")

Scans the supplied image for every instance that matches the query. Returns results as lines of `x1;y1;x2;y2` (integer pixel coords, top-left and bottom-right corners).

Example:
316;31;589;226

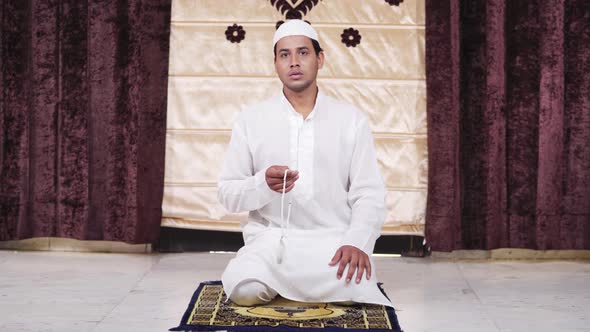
431;248;590;260
155;226;426;256
0;237;151;254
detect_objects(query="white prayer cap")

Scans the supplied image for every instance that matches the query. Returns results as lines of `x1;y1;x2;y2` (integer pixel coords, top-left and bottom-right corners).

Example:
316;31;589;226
273;20;319;46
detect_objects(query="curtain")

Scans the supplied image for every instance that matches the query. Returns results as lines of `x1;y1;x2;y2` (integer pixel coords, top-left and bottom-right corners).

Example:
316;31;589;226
425;0;590;251
163;0;427;236
0;0;172;244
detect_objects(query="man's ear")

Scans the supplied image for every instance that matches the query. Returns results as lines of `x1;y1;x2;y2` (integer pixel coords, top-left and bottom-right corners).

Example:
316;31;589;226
317;51;325;69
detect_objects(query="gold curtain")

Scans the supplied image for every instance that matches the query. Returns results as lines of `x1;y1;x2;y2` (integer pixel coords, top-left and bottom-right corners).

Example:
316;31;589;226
163;0;426;235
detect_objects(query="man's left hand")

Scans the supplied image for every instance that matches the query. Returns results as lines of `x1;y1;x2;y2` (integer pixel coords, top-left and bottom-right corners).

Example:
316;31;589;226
328;245;371;284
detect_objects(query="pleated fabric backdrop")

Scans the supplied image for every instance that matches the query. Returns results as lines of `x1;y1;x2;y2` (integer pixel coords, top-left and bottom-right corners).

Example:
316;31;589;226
162;0;427;236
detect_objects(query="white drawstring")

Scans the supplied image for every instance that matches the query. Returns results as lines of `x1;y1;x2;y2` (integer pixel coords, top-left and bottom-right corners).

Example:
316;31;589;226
277;114;302;264
277;169;292;264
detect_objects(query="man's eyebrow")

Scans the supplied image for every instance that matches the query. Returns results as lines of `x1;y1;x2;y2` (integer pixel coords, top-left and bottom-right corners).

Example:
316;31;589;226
278;46;310;52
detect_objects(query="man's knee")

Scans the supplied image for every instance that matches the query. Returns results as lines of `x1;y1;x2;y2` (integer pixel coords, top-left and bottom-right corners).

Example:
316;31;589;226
230;280;277;306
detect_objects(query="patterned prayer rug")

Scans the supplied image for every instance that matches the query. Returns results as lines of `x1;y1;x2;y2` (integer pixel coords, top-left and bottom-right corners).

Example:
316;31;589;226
170;281;403;332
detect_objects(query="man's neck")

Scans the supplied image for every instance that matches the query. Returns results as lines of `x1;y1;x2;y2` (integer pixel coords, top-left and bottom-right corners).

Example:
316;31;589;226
283;85;318;119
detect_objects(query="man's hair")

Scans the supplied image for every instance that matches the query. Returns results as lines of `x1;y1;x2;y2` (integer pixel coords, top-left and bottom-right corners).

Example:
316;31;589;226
273;39;323;58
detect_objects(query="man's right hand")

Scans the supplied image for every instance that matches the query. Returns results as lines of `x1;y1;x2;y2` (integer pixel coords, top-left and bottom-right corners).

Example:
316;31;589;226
265;166;299;193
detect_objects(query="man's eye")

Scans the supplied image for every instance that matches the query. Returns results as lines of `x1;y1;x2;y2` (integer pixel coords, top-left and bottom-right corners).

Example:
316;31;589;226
300;50;308;55
280;53;288;58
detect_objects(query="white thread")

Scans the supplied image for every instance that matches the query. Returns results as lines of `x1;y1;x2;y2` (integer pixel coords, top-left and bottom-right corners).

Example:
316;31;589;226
278;115;303;264
278;169;292;264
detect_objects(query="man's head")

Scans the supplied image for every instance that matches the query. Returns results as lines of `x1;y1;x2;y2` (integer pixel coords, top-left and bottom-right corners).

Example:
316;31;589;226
273;20;324;93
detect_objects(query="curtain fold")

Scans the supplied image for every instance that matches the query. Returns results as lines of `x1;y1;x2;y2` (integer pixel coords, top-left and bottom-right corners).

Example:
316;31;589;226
425;0;590;251
0;0;172;244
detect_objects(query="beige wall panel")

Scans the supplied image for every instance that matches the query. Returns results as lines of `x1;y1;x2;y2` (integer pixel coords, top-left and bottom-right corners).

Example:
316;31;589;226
162;216;424;235
169;23;275;77
168;76;426;134
164;0;426;236
317;26;424;80
162;186;244;223
164;131;231;184
169;24;424;80
307;0;424;25
165;132;426;189
162;217;243;233
384;189;426;229
162;186;425;235
318;80;426;134
416;0;426;25
376;136;427;189
172;0;282;23
167;77;282;130
172;0;424;25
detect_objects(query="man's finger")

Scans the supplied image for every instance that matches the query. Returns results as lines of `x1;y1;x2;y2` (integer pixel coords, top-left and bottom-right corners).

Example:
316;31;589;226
269;183;282;191
267;177;285;186
366;258;372;280
336;256;349;279
267;175;299;186
269;177;295;188
346;255;359;283
329;249;342;266
267;167;289;178
286;176;299;185
268;173;287;180
268;168;299;178
282;183;295;193
271;182;295;193
270;180;296;192
356;261;365;284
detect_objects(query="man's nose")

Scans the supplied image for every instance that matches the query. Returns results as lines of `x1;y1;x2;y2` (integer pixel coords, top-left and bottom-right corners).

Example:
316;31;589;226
289;54;300;67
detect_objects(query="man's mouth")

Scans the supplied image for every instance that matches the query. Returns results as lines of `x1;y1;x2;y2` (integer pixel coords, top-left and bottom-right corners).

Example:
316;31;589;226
289;72;303;79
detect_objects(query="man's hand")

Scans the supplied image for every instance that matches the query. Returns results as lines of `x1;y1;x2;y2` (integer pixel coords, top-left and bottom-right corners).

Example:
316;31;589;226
266;166;299;193
329;245;371;284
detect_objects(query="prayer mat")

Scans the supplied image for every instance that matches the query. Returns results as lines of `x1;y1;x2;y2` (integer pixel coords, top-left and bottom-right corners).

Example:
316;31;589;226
170;281;403;332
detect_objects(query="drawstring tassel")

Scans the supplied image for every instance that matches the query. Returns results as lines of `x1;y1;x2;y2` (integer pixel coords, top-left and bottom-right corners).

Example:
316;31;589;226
277;235;287;264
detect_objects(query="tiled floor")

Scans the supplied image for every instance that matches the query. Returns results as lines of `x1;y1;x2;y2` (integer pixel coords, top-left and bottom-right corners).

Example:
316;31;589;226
0;250;588;332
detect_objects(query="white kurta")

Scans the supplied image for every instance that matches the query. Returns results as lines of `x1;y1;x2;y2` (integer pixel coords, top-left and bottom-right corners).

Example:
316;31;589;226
218;91;392;307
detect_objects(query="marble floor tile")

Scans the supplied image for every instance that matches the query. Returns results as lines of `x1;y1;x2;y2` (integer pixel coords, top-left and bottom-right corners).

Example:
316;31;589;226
0;250;588;332
94;253;234;332
457;261;590;332
0;251;12;265
0;251;158;332
375;257;501;332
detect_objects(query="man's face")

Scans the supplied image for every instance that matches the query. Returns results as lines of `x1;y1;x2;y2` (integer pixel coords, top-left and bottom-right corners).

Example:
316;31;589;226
274;35;324;93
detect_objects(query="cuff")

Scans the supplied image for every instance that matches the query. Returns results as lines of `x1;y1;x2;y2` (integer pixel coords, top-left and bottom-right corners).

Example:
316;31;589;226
339;228;380;255
254;168;278;205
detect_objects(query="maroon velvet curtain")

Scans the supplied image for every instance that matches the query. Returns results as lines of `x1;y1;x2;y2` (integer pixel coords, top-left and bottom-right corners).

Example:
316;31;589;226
425;0;590;251
0;1;171;244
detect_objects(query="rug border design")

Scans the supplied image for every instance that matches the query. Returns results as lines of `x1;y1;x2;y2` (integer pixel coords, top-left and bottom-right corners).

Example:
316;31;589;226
170;281;403;332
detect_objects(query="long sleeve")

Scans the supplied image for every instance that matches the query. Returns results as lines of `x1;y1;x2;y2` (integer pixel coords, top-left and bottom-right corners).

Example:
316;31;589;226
339;115;387;255
217;117;277;213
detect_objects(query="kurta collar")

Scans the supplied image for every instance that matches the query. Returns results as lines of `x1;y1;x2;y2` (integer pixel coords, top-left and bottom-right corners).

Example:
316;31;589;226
280;89;323;121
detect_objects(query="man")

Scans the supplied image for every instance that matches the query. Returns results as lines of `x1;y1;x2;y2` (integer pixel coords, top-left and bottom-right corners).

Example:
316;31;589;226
218;20;391;307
